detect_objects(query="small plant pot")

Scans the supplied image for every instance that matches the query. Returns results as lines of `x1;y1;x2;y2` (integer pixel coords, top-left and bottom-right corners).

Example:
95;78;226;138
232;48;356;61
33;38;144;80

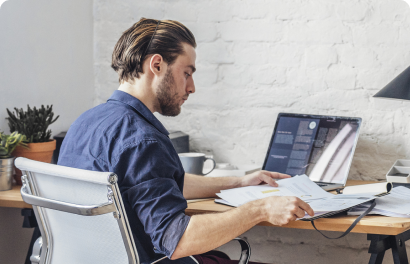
12;140;56;185
0;157;15;191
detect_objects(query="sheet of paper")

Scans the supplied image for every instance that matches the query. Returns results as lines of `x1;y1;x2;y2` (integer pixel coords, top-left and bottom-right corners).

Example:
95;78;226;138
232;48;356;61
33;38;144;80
348;187;410;217
307;196;373;212
216;175;334;207
275;175;334;201
217;185;295;207
349;204;410;218
371;186;410;215
214;199;235;207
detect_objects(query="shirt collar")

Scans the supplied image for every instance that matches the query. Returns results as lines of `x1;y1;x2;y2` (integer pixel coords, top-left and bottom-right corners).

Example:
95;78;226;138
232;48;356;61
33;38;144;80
107;90;169;136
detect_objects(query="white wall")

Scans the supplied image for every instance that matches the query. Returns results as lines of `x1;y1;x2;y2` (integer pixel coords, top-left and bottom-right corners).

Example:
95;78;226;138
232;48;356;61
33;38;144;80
94;0;410;263
0;1;93;263
94;0;410;182
0;0;94;135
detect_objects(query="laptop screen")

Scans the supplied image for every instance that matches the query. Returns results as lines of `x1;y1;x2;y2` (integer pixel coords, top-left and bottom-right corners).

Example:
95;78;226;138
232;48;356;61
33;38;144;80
262;113;361;184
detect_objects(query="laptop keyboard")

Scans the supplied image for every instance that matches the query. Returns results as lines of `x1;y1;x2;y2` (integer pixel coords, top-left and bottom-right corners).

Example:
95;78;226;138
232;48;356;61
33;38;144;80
316;182;338;187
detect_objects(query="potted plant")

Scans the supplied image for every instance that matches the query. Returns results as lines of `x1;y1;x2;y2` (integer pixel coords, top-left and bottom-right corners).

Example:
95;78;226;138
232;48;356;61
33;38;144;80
6;105;59;185
0;132;27;191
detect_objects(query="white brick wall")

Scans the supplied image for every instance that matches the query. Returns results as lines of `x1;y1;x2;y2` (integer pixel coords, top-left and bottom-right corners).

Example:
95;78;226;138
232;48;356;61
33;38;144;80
94;1;410;263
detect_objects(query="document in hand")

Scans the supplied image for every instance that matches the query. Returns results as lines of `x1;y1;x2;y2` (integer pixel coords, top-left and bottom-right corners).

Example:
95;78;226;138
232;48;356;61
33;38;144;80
348;186;410;218
216;175;375;220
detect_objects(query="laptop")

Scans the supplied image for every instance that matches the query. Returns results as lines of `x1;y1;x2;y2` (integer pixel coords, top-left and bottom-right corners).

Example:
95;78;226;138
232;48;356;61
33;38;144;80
262;113;362;191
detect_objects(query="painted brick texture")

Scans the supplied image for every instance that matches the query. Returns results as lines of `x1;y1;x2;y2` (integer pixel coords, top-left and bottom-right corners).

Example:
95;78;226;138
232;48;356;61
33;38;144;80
94;1;410;263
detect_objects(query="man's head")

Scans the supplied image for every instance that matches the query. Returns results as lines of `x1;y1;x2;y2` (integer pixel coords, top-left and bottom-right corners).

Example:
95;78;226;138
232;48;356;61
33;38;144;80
112;18;197;116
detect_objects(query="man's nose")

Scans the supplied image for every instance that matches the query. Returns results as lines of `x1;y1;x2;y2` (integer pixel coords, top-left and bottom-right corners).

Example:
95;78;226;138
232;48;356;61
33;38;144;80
187;79;195;94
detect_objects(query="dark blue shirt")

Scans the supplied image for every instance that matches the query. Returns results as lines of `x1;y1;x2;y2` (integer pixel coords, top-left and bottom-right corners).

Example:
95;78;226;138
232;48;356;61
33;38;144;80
58;90;192;264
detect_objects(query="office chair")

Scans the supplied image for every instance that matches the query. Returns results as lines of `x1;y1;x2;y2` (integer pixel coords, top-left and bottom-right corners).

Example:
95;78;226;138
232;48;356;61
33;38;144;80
15;158;251;264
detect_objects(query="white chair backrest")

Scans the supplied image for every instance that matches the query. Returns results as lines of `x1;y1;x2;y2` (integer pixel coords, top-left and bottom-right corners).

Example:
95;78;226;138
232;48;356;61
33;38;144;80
15;158;138;264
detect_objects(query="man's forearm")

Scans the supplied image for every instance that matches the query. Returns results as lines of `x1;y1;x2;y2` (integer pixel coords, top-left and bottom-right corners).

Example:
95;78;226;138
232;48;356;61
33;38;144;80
172;195;314;260
183;170;291;199
183;173;242;199
171;199;266;260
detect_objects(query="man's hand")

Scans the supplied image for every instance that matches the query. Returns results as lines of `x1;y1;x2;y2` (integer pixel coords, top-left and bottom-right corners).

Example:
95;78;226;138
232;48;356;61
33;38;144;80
240;170;291;187
174;182;314;259
183;171;290;199
258;196;314;225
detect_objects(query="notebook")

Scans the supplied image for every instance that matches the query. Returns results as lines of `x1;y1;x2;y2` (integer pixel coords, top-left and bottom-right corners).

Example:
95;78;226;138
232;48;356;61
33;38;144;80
262;113;362;191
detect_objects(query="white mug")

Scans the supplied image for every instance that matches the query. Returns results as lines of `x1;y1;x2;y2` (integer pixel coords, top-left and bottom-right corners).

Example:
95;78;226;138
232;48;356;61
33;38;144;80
178;153;216;175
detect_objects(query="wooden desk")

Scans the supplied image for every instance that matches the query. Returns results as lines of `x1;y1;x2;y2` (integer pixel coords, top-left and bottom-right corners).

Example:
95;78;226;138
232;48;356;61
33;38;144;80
0;185;31;209
186;180;410;264
186;199;410;236
3;181;409;263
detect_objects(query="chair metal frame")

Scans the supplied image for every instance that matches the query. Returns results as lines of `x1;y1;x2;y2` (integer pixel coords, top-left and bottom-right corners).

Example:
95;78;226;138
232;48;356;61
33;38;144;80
18;159;139;264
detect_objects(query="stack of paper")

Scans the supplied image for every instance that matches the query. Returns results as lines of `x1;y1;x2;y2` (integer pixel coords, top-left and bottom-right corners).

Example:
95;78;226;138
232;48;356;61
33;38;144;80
216;175;375;220
348;186;410;218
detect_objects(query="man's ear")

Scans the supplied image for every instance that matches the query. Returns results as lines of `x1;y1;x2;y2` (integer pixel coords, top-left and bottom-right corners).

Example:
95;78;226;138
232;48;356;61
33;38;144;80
149;54;165;77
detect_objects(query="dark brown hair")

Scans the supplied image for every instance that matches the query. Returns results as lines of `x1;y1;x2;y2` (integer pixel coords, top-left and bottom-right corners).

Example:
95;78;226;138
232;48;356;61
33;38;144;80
111;18;197;83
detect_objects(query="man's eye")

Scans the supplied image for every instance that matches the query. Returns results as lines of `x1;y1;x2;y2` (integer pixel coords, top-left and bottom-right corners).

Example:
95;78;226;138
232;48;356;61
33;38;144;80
185;73;191;78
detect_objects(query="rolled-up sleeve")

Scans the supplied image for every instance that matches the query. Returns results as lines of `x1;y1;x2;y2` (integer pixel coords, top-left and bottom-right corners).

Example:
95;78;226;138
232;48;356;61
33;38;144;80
113;138;190;258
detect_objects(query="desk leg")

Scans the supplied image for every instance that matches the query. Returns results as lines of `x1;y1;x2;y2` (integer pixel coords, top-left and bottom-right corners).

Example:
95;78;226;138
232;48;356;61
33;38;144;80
368;234;388;264
368;230;410;264
392;234;409;264
369;251;385;264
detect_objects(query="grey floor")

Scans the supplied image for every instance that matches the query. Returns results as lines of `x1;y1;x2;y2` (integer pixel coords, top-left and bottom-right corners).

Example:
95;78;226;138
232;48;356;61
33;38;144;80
0;207;33;264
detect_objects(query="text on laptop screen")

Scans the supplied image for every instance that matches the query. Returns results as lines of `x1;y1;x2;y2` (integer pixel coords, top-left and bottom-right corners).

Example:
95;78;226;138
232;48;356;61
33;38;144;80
263;115;361;184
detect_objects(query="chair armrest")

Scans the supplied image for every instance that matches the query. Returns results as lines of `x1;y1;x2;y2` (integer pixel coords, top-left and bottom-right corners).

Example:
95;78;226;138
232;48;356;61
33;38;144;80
234;237;251;264
21;181;116;216
30;236;42;264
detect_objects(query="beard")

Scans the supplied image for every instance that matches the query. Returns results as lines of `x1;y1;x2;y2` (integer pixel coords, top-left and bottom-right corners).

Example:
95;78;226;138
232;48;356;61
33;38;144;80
156;67;186;117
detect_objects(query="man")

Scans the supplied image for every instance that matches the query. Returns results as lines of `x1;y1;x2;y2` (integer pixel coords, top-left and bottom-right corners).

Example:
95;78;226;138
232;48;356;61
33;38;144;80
58;18;314;264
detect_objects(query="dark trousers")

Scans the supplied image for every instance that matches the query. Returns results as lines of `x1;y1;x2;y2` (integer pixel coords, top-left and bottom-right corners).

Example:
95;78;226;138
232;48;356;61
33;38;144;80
193;251;269;264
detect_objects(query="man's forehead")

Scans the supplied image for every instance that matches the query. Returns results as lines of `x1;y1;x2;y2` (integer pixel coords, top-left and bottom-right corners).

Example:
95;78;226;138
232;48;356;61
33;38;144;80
175;43;196;70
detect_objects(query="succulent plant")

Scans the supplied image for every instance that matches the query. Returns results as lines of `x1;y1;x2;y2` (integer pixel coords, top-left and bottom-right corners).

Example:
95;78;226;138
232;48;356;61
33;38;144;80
6;105;59;143
0;131;27;159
